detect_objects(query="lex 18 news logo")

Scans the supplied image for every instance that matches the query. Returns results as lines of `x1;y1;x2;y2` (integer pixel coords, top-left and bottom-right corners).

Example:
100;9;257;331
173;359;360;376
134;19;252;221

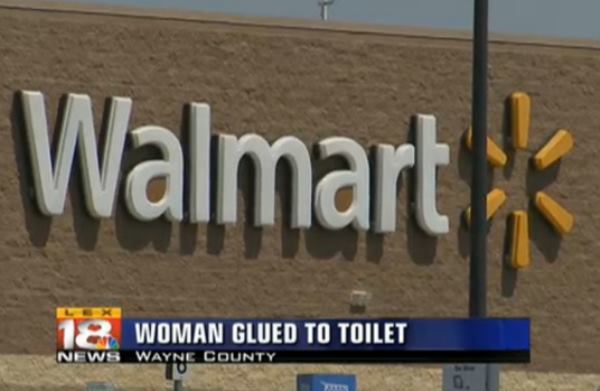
56;307;121;363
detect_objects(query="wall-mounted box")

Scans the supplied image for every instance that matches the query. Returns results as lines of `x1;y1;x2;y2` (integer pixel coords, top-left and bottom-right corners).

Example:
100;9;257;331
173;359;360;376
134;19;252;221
297;374;357;391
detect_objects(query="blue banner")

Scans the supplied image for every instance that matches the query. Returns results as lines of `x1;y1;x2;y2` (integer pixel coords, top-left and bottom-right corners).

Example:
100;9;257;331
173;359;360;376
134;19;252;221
120;318;529;352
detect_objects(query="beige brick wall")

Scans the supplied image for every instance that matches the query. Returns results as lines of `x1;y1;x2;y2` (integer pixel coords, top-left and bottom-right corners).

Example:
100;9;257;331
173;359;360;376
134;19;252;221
0;0;598;376
1;355;600;390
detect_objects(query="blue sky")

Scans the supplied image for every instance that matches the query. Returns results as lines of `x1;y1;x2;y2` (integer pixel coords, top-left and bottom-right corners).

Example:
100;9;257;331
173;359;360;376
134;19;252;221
49;0;600;40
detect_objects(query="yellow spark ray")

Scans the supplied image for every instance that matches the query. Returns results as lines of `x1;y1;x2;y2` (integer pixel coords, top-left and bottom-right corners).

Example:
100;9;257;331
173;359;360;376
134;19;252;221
532;129;574;170
509;210;531;269
464;188;507;227
534;192;575;235
465;128;508;167
510;92;531;150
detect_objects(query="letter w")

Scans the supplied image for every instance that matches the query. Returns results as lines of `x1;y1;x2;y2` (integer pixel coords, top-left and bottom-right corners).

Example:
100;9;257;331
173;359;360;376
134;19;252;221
21;91;132;217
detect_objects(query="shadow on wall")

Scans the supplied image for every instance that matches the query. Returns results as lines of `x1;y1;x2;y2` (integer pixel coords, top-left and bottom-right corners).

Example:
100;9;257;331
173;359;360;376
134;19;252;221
501;97;517;180
11;91;53;248
405;116;438;266
526;160;563;263
501;214;518;297
12;93;439;264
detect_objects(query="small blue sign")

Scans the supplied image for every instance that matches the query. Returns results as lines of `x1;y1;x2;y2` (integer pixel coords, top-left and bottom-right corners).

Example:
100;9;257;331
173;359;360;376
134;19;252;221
297;374;357;391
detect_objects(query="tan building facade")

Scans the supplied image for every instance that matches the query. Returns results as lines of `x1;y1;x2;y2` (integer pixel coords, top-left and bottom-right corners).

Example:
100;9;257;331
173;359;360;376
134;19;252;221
0;1;599;386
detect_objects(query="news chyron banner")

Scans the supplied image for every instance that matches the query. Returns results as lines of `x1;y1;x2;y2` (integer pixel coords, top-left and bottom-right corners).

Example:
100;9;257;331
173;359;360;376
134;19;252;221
56;308;530;364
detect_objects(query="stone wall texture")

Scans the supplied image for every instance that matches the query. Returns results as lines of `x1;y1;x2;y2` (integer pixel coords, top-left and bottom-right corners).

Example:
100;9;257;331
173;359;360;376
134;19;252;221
0;0;599;376
2;354;600;390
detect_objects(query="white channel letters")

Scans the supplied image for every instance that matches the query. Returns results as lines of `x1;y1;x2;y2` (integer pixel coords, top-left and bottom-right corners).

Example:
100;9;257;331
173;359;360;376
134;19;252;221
20;91;450;236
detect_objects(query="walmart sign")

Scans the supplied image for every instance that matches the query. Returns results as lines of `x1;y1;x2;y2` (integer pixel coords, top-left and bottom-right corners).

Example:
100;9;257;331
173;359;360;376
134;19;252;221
21;91;450;235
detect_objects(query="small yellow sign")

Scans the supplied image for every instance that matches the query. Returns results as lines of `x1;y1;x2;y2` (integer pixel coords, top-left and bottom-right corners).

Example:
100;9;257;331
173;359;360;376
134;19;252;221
56;307;122;319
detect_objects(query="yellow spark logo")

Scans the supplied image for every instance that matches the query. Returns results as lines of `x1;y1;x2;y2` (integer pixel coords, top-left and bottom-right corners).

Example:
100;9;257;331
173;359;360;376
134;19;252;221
464;92;575;269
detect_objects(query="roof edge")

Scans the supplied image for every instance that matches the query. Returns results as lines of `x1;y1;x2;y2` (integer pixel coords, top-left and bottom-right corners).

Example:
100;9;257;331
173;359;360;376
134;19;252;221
2;0;600;50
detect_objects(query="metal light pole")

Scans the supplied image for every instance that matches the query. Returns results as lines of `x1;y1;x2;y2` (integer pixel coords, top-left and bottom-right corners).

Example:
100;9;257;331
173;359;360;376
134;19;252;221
445;1;498;389
166;363;188;391
469;0;489;319
318;0;335;21
470;0;501;388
